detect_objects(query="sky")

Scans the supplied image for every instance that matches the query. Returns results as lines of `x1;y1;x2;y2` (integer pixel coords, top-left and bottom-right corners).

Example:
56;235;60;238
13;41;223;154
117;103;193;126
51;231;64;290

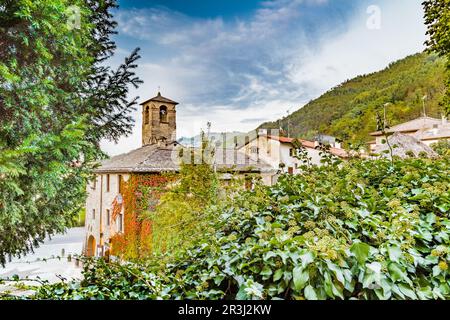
101;0;427;156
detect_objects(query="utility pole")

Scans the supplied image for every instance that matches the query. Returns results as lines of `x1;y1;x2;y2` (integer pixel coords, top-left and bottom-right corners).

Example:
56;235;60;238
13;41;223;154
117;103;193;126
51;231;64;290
287;110;290;138
384;103;391;129
422;95;428;117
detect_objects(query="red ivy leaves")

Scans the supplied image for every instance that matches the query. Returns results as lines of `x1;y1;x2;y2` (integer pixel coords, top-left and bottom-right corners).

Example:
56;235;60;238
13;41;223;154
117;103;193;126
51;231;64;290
110;173;174;259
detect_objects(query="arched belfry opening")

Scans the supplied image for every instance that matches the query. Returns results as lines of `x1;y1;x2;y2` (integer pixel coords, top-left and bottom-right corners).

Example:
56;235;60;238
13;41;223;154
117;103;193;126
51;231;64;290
159;105;168;123
140;92;178;146
144;106;150;125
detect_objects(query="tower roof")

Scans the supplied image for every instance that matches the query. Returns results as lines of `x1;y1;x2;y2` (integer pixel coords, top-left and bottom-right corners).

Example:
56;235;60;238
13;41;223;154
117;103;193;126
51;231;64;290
140;92;179;106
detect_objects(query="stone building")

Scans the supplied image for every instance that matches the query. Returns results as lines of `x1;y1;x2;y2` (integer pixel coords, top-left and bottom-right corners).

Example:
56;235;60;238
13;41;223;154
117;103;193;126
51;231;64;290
237;131;348;175
140;92;178;146
371;132;438;159
83;92;351;257
368;116;449;151
83;92;275;257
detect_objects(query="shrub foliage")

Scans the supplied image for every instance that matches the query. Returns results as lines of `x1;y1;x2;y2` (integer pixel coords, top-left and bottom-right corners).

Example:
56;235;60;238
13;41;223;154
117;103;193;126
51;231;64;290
34;158;450;300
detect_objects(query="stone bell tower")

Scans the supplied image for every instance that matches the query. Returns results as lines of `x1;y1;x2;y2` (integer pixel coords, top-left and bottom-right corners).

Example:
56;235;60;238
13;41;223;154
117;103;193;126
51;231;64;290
139;92;178;146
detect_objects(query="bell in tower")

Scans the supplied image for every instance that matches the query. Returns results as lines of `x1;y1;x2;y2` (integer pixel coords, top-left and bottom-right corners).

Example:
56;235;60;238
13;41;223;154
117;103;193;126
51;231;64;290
139;91;178;146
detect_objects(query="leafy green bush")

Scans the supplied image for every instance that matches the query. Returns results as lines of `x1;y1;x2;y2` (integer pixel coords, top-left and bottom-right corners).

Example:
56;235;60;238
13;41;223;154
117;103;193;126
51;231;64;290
431;140;450;157
146;144;219;256
33;158;449;300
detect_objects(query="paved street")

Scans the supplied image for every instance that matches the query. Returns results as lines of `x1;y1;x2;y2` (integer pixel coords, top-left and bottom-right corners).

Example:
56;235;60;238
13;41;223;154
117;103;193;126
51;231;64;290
0;228;85;296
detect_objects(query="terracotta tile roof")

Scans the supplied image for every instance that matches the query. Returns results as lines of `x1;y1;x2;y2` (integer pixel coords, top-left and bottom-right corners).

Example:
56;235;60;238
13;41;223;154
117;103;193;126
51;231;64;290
266;135;348;158
329;147;349;158
139;92;179;106
266;135;316;148
370;117;443;136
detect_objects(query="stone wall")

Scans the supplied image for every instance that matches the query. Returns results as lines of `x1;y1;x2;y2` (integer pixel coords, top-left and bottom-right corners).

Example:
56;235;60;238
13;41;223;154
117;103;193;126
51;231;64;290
141;101;176;145
84;173;129;256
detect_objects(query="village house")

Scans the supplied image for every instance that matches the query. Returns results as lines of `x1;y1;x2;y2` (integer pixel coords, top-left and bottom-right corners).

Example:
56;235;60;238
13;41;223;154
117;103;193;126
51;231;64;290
369;116;449;152
237;131;348;175
83;92;276;257
83;92;349;257
371;132;438;159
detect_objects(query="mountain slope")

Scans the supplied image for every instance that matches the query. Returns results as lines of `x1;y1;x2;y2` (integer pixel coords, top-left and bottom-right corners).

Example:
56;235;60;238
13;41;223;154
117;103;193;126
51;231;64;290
178;132;245;148
259;52;447;144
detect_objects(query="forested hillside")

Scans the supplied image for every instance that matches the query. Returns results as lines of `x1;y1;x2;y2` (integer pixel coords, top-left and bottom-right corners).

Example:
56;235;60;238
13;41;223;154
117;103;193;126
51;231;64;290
259;53;447;145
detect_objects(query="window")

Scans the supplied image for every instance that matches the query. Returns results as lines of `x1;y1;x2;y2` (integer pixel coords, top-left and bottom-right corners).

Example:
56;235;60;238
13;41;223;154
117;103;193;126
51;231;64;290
250;146;259;154
92;209;95;219
144;106;149;124
106;209;110;226
118;175;122;194
159;105;168;122
106;174;110;192
117;214;123;232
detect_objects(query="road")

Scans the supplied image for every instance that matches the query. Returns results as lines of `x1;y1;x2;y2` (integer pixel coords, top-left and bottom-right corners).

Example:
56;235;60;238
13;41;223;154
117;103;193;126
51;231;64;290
0;227;85;296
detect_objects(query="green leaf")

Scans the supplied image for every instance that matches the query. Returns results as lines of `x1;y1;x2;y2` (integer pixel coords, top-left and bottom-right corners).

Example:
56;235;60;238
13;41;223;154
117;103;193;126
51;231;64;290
358;209;370;218
388;246;402;262
236;285;249;300
325;261;345;285
391;284;405;299
351;242;370;264
293;267;309;291
304;285;318;300
273;269;283;282
388;263;407;282
367;262;381;275
299;251;314;268
398;283;417;300
417;286;433;300
432;265;441;277
260;266;272;280
323;272;335;298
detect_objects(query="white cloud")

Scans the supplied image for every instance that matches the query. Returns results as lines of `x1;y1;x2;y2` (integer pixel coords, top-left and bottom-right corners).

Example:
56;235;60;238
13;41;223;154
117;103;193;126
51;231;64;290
101;0;427;156
287;0;426;92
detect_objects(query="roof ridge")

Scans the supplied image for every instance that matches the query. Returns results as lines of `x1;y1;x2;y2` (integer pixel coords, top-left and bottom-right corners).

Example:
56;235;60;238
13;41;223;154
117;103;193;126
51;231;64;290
140;92;179;105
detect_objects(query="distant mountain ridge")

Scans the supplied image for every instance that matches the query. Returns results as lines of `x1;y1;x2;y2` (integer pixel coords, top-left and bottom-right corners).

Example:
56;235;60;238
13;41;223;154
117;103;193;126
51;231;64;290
178;131;246;148
258;52;447;145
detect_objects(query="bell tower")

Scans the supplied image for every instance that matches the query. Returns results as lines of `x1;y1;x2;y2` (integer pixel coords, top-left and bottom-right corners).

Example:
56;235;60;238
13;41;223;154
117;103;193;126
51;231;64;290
139;92;178;146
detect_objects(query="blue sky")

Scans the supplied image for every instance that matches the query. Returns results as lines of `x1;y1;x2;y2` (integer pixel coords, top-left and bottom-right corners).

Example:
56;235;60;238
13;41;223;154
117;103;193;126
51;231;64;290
118;0;263;18
102;0;427;155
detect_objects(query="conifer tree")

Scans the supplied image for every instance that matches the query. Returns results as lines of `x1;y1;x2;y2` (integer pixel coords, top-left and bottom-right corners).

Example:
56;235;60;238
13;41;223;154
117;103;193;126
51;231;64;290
0;0;142;264
423;0;450;114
